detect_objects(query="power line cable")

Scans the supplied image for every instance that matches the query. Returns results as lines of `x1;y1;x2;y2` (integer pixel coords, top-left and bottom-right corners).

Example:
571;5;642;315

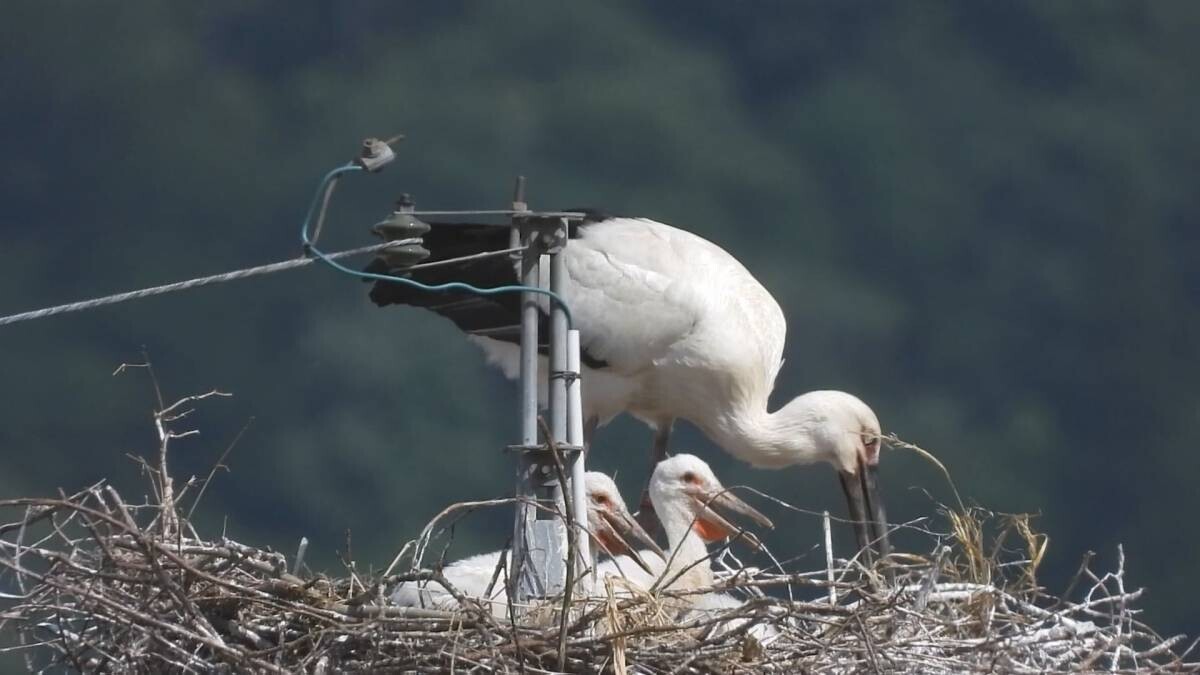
0;240;416;327
1;139;575;328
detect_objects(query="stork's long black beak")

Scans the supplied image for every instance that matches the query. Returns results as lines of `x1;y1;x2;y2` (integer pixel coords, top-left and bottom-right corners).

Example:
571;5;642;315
596;509;664;575
838;459;891;570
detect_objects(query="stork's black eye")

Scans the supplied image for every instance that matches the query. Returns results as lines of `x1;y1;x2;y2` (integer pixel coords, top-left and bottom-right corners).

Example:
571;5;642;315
593;494;610;506
681;471;699;484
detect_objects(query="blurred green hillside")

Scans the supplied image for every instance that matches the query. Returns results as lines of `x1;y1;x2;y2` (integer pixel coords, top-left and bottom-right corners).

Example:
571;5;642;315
2;0;1197;639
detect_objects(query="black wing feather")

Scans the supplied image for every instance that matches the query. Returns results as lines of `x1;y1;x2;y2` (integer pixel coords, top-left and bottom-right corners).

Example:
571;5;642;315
366;220;609;368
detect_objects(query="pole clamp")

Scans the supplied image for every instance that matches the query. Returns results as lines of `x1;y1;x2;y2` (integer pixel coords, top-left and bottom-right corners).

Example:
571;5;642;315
549;369;581;387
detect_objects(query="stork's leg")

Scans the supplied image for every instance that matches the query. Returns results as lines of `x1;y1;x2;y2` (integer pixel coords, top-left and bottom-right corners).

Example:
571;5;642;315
583;417;599;456
635;420;674;534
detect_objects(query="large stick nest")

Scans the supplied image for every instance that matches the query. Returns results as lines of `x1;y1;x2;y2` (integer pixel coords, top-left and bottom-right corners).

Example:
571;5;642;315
0;386;1196;673
3;489;1196;673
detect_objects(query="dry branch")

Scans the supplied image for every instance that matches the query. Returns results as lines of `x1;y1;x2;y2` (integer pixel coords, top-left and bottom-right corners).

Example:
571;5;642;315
0;390;1195;673
3;490;1194;674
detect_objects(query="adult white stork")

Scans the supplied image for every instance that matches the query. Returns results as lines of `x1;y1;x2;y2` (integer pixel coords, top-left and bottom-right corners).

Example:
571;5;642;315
367;213;890;562
390;471;659;616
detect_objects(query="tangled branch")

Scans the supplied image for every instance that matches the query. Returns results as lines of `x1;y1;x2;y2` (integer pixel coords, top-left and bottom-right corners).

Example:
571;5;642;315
0;387;1195;673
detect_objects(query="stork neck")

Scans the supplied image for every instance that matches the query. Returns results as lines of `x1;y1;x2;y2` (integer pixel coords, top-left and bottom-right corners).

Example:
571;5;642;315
705;402;824;469
657;503;714;590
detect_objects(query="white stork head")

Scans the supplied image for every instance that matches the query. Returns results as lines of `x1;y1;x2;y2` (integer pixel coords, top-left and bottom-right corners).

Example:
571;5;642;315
773;390;890;564
583;471;663;571
649;454;774;548
780;390;882;472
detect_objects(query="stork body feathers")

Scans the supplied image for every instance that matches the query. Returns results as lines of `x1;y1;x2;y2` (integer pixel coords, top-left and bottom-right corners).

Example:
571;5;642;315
369;216;786;435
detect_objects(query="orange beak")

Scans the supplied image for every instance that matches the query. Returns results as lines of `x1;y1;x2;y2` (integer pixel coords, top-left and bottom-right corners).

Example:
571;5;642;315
687;487;774;549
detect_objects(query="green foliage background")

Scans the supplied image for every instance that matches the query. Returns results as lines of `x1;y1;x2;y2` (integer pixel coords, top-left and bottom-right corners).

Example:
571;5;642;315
2;1;1197;638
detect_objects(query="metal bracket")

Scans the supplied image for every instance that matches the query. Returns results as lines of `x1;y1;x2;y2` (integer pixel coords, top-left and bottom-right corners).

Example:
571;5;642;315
355;136;402;172
549;369;581;387
512;216;569;253
505;443;586;456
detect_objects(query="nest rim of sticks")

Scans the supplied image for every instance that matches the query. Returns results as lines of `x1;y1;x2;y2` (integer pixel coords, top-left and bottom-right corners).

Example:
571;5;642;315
1;377;1196;674
2;480;1197;674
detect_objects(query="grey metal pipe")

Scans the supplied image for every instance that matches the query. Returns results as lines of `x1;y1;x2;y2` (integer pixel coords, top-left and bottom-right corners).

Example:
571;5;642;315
567;329;592;576
510;227;543;603
548;235;569;451
547;230;579;594
520;250;540;458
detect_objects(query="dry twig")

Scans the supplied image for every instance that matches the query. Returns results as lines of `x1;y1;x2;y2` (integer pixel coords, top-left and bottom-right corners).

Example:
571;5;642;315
0;395;1194;673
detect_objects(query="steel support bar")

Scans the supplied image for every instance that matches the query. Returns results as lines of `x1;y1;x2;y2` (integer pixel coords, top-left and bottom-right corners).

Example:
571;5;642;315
508;199;586;606
508;176;559;604
511;226;545;603
548;229;570;451
567;329;591;577
546;223;580;594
